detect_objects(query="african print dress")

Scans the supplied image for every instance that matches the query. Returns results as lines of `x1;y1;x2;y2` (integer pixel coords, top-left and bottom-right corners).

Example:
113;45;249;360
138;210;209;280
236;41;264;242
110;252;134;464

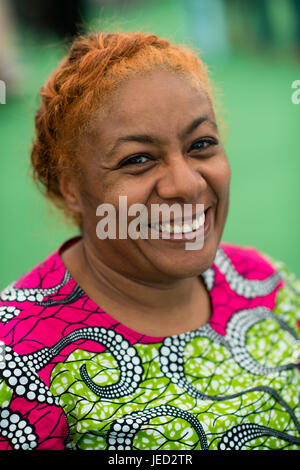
0;239;299;450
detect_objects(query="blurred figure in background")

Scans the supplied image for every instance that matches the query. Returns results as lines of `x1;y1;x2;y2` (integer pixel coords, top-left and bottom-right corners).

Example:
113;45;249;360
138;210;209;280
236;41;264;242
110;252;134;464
225;0;274;52
0;0;22;95
183;0;230;60
291;0;300;56
225;0;300;56
11;0;87;39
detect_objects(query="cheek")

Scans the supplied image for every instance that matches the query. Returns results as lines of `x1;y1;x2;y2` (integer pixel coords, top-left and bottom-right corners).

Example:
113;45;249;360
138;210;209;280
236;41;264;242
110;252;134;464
209;155;231;201
78;180;103;213
84;178;152;232
101;178;150;207
77;164;124;209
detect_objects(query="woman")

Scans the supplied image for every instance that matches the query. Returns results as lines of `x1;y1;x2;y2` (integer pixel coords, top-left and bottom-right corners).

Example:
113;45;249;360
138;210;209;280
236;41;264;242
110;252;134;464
0;32;299;451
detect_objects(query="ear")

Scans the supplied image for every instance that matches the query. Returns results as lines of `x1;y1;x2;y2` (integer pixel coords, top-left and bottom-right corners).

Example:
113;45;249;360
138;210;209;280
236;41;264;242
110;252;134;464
59;173;82;215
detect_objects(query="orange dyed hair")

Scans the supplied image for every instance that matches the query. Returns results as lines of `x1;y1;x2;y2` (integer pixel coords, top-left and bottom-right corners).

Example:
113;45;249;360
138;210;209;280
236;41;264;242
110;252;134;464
31;31;214;227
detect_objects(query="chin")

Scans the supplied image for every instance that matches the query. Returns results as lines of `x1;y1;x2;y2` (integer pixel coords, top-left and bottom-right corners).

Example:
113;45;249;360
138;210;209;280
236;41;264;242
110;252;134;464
150;240;218;281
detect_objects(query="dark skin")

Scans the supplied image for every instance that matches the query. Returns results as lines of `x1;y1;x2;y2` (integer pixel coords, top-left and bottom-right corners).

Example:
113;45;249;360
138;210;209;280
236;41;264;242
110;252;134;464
59;70;231;337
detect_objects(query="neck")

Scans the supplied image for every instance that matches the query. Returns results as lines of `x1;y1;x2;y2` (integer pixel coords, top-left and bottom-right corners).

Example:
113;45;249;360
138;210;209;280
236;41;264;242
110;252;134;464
61;237;211;336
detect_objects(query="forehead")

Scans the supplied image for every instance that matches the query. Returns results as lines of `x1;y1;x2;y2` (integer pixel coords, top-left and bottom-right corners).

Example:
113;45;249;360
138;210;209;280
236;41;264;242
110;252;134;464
90;70;214;137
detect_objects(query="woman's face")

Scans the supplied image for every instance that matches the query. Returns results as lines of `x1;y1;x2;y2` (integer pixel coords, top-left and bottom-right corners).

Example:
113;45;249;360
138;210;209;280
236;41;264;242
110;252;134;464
66;69;231;283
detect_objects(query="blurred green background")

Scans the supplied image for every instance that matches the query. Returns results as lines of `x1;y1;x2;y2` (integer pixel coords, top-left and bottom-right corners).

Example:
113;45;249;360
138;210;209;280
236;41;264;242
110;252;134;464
0;0;300;290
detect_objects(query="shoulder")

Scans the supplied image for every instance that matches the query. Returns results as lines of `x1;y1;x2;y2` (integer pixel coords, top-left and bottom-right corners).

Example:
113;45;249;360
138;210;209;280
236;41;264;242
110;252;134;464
214;242;284;297
219;241;300;294
0;238;79;347
219;242;279;275
218;242;300;332
1;250;63;298
0;242;75;449
0;237;81;312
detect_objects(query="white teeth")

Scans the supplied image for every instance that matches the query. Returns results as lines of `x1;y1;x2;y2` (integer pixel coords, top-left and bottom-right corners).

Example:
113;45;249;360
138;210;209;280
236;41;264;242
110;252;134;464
173;225;183;234
156;212;205;234
193;213;205;230
192;218;199;231
182;223;193;233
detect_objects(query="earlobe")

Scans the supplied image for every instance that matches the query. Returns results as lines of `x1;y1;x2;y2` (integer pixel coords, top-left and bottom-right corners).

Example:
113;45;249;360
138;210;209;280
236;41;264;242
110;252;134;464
59;174;82;214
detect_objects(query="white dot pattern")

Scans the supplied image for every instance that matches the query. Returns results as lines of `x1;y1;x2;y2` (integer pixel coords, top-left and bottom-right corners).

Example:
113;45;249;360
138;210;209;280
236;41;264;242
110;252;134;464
0;345;55;405
22;327;144;398
107;405;208;450
159;324;228;398
0;408;38;450
0;306;21;324
225;308;299;375
0;245;299;451
218;423;300;450
0;271;71;303
214;247;282;298
201;267;215;291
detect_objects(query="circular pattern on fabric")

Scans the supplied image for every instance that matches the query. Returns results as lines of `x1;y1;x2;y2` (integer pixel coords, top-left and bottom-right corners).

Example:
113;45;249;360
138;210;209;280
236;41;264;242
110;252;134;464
23;327;144;398
79;330;144;398
218;423;300;450
0;341;5;370
0;306;21;324
48;333;300;450
158;307;300;401
0;345;55;405
0;270;71;303
159;324;228;398
106;405;208;450
1;244;298;451
225;307;300;375
214;247;281;298
201;267;215;291
0;408;38;450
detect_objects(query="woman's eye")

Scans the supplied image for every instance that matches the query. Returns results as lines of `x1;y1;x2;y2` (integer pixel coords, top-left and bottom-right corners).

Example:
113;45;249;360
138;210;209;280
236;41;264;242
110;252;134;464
119;154;152;167
190;137;217;151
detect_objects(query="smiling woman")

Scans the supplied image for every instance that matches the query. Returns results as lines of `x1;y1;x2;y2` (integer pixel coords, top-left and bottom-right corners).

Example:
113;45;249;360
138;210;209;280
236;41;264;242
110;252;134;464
0;31;299;451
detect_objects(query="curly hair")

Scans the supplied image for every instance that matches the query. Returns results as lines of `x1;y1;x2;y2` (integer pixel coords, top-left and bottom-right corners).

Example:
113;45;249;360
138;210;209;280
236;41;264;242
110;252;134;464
30;31;213;227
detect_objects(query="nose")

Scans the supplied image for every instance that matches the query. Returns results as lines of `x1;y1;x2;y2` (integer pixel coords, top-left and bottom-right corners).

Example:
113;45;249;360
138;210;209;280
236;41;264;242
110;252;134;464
156;155;207;202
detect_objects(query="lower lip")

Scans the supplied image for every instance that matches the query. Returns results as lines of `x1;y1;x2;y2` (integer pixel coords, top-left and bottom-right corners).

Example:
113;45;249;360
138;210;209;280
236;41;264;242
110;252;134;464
146;207;212;243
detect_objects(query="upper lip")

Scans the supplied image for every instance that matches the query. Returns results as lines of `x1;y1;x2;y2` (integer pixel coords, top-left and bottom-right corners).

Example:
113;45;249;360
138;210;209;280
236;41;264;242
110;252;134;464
147;206;210;226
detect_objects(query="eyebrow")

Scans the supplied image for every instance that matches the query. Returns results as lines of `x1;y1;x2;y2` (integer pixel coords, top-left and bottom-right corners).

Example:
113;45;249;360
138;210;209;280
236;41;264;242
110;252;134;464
181;116;217;138
106;116;217;159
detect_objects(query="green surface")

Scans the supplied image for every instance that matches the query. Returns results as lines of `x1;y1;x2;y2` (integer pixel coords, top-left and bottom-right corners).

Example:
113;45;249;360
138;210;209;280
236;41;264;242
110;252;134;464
0;0;300;290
